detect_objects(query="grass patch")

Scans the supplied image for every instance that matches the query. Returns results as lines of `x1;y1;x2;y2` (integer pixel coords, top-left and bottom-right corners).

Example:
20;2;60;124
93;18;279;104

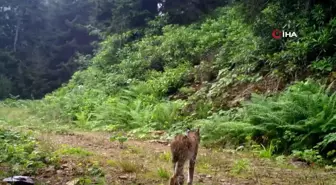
76;177;106;185
106;159;118;168
157;167;170;180
86;162;105;177
197;155;213;173
158;152;171;162
0;128;58;177
118;160;141;173
126;145;143;154
54;128;75;135
0;106;74;133
230;158;251;175
56;146;93;157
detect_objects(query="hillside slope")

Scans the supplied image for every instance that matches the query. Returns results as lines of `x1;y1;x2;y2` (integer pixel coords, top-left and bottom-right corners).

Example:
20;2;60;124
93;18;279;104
1;1;336;183
31;1;336;161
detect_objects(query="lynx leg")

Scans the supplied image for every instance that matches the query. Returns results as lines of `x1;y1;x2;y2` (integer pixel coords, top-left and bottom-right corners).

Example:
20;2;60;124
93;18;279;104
178;174;185;185
187;159;196;185
172;154;178;174
173;161;185;185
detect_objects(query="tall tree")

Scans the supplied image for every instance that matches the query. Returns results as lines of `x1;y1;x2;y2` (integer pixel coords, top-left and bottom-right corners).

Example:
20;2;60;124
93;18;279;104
0;0;98;99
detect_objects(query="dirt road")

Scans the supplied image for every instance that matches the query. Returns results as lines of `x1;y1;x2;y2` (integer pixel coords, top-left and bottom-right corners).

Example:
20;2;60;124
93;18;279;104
28;131;336;185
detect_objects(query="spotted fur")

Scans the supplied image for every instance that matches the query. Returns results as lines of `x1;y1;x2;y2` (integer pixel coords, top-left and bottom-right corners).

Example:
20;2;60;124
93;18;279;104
169;128;200;185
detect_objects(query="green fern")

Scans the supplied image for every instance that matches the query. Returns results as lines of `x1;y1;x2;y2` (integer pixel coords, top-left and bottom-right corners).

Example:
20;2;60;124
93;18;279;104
244;80;336;159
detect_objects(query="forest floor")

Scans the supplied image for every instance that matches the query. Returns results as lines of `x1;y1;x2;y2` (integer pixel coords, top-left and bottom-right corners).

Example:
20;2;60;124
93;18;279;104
1;107;336;185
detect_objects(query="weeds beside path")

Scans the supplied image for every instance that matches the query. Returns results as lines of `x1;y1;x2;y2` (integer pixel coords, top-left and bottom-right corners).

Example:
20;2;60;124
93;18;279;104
1;107;336;185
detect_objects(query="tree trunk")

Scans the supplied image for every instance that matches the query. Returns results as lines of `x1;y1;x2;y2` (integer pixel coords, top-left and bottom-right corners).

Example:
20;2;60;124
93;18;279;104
13;18;20;52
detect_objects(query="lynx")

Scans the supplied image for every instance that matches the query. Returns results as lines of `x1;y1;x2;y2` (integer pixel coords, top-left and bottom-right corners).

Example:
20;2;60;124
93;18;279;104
169;128;200;185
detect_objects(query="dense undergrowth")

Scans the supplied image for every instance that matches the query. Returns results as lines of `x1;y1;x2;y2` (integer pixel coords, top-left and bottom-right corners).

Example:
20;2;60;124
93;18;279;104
197;80;336;162
0;128;57;177
3;1;336;164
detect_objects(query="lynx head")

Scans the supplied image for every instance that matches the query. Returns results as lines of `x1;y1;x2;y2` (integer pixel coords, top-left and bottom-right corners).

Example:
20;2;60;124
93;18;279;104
186;127;200;143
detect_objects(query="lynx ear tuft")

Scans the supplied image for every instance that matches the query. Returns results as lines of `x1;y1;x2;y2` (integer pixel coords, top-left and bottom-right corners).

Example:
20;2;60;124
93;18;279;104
196;128;200;134
186;127;191;133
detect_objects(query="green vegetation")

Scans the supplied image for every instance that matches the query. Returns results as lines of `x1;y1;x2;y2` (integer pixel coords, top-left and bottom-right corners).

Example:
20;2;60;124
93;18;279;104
157;167;170;180
246;81;336;160
0;128;57;176
230;158;251;175
56;146;93;157
118;160;141;173
110;133;128;148
1;0;336;183
30;0;335;164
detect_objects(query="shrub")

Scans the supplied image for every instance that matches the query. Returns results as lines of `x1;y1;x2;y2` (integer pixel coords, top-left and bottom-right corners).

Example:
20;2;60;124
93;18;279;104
195;110;254;147
245;80;336;159
94;95;185;131
0;128;57;175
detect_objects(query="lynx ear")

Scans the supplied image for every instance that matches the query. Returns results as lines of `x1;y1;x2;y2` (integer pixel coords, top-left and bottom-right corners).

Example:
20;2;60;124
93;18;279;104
183;127;190;136
196;128;200;134
186;127;191;133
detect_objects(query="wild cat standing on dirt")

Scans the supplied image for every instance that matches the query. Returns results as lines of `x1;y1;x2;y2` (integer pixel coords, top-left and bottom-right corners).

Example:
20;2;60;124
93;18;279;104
169;128;200;185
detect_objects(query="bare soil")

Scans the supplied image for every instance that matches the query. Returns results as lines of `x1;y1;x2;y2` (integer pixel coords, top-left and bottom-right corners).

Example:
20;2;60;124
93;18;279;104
24;131;336;185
